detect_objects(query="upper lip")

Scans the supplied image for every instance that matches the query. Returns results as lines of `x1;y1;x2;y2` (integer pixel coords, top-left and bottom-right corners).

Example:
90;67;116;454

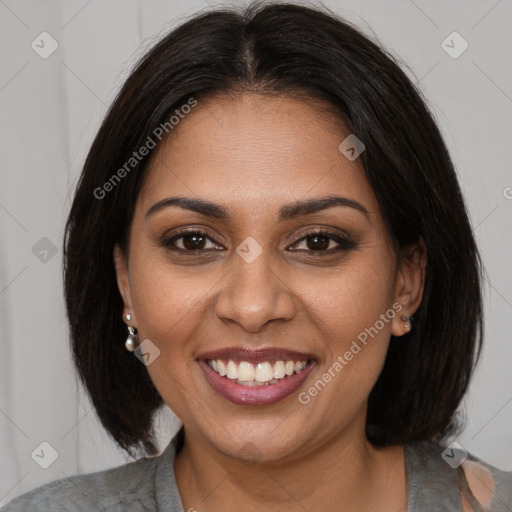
197;347;316;364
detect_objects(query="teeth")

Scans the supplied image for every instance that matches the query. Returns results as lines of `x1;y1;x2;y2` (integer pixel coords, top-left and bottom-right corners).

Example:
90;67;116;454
239;379;268;386
207;358;309;386
255;362;274;382
238;361;255;381
273;361;285;379
226;360;239;379
295;361;307;373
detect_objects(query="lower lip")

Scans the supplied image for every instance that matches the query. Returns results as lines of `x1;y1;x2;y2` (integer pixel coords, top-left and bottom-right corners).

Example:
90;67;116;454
197;359;317;406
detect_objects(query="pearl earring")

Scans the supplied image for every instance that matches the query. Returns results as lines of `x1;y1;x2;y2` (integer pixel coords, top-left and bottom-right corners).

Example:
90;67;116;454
125;327;139;351
401;315;413;332
124;314;139;351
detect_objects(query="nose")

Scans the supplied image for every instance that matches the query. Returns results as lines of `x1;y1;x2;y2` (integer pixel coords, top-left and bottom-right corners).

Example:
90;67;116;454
214;248;297;333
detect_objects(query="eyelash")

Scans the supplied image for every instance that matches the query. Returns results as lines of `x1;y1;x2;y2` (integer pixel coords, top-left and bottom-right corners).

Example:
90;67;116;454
160;228;357;256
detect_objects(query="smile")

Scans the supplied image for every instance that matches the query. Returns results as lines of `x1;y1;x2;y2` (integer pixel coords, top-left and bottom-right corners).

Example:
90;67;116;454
206;359;309;386
197;347;317;406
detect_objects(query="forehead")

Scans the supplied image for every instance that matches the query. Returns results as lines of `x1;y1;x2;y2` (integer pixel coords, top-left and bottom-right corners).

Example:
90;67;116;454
137;92;379;219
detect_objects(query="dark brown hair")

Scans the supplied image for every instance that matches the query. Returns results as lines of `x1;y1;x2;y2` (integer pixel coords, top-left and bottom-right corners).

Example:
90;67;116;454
63;1;484;457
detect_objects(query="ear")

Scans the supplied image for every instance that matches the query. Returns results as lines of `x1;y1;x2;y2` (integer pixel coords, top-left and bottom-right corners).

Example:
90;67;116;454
113;244;134;322
391;236;427;337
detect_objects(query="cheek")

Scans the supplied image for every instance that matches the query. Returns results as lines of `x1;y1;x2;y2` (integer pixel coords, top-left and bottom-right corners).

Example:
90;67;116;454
294;255;396;393
129;255;211;349
296;254;396;337
130;243;396;349
127;257;212;414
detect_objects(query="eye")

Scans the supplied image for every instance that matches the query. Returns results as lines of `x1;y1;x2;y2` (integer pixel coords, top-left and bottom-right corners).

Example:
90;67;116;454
160;228;357;255
161;230;223;252
289;230;357;254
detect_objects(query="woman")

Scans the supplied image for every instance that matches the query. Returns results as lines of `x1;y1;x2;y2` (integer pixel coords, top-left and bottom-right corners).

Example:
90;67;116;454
3;2;511;511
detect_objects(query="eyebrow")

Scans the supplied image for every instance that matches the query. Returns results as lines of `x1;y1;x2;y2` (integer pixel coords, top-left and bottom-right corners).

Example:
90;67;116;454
145;195;370;221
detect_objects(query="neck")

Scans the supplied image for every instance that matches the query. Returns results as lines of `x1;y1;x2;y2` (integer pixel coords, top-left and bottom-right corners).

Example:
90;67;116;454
174;415;406;511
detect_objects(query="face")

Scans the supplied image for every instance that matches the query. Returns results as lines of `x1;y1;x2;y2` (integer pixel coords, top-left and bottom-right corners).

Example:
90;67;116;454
114;92;425;463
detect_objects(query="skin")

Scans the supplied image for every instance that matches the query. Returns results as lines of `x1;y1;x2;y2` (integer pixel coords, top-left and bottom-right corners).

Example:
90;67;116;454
114;92;428;511
461;461;495;511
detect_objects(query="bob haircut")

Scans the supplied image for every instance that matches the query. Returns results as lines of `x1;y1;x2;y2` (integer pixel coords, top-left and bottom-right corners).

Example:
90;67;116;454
63;1;484;457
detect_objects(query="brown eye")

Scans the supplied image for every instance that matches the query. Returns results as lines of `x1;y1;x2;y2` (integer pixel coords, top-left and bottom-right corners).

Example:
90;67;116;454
289;230;357;254
181;233;207;250
161;230;223;252
305;233;330;251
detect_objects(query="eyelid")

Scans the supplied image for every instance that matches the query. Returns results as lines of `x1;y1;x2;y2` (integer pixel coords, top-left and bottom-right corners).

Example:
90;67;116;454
288;228;356;252
161;226;356;254
291;227;351;243
161;228;225;250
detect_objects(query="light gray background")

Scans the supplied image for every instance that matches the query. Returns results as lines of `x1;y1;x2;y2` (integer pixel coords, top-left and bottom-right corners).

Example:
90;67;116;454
0;0;511;505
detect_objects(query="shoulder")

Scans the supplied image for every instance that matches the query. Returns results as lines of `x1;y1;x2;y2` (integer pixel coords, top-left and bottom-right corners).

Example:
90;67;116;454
405;440;512;511
461;451;512;511
1;451;162;511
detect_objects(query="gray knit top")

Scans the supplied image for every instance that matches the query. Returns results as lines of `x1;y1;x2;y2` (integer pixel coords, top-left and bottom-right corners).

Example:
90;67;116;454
2;435;511;511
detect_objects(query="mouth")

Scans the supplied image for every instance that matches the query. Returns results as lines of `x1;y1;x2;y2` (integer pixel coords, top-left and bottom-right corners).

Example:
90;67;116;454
206;358;310;386
197;348;317;406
